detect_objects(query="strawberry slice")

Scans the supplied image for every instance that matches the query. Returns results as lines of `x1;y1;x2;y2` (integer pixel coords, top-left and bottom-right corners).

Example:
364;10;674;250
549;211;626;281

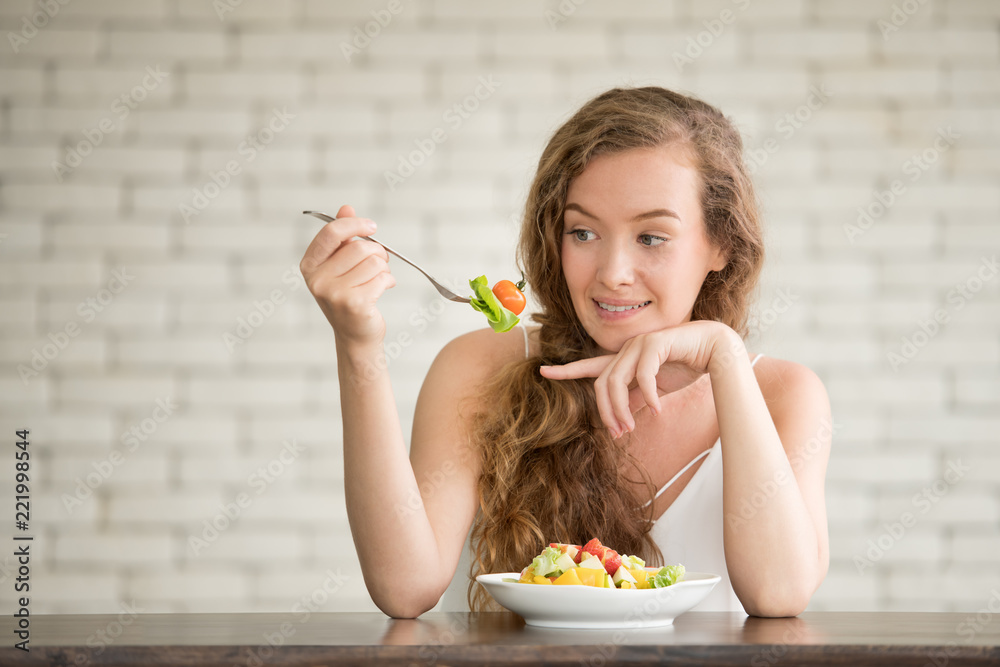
581;538;604;560
600;549;622;576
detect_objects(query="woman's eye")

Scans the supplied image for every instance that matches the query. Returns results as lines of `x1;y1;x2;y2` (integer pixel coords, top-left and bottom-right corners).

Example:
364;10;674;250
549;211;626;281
568;229;595;242
638;234;667;247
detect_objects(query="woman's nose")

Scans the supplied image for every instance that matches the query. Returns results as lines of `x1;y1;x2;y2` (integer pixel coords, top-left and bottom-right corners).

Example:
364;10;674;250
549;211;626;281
596;244;635;288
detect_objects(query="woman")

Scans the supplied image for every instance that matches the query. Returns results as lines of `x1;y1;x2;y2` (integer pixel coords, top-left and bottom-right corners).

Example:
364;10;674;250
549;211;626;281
300;86;831;618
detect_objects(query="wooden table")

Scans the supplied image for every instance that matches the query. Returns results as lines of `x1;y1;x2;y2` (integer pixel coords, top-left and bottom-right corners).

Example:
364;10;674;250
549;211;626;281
2;611;999;665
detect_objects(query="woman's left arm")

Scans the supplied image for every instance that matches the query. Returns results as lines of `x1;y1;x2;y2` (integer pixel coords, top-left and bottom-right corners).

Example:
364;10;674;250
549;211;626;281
708;325;832;617
539;320;832;617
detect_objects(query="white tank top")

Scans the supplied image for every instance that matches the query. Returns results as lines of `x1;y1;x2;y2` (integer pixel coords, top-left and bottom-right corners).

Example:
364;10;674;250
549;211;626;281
436;325;764;613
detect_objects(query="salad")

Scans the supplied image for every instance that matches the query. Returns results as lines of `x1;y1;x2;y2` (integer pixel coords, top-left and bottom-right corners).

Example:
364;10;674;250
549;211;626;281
469;274;526;333
505;538;685;590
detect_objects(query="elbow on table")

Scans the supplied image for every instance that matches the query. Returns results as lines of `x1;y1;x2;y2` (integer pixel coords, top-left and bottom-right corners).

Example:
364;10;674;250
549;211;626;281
371;583;445;620
742;583;814;618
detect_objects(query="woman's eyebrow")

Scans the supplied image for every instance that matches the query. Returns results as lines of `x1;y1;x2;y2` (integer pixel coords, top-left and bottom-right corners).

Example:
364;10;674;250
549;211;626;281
564;202;682;223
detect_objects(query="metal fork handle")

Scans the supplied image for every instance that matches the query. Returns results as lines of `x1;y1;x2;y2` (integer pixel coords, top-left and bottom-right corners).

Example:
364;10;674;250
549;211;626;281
302;211;470;304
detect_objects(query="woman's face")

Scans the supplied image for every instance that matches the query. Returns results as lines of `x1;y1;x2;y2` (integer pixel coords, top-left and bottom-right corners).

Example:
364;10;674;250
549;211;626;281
560;145;728;354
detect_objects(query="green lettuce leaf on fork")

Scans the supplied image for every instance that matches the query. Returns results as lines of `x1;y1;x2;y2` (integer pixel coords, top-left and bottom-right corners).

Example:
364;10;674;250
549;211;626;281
468;275;520;333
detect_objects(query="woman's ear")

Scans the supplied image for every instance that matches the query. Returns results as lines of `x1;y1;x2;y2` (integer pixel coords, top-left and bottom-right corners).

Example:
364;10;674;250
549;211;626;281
709;246;729;273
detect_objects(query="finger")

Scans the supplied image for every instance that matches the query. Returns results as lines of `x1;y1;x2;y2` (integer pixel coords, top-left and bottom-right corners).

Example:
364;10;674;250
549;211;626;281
605;353;638;433
592;372;624;439
636;352;662;416
322;238;389;279
340;253;391;289
337;204;356;219
301;216;377;275
538;355;613;380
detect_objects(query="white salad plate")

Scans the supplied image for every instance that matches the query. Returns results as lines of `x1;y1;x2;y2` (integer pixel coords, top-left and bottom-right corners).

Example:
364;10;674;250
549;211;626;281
475;570;721;629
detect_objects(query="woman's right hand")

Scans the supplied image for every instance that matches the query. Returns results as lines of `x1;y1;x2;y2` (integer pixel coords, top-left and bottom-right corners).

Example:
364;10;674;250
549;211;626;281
300;204;396;347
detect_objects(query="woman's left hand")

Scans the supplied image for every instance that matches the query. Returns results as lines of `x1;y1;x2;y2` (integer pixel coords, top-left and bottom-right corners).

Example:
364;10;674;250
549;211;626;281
538;321;742;438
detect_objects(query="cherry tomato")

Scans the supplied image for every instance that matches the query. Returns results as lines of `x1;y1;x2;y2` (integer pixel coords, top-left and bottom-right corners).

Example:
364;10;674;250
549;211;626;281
492;276;527;315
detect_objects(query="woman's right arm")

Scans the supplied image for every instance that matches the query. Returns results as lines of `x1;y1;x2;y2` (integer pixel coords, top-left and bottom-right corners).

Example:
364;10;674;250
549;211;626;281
300;205;488;618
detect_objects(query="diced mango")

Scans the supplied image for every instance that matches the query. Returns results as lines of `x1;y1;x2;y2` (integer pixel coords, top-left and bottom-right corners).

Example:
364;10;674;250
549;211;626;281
518;566;535;583
620;581;634;589
627;567;649;589
575;567;606;587
532;575;553;585
553;568;584;586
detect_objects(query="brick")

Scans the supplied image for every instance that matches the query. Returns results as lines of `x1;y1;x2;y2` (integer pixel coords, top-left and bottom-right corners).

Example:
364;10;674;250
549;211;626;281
750;29;871;60
1;184;120;212
10;30;100;58
117;336;236;368
878;490;1000;525
0;68;44;98
184;70;305;99
108;31;227;59
56;374;176;407
950;534;1000;562
950;67;1000;96
177;0;296;22
618;28;739;63
31;572;122;605
0;260;103;287
186;375;308;408
828;452;938;484
189;529;305;562
56;533;173;565
130;571;250;601
110;491;224;523
493;29;610;60
822;67;942;100
367;29;480;60
881;29;1000;60
315;69;427;100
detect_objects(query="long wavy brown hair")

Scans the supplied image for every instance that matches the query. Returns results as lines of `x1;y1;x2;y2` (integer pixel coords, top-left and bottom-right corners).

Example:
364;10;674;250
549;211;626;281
466;86;765;610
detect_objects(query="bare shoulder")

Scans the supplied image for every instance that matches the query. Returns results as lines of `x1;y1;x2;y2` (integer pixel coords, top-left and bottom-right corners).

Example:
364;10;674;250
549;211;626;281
417;325;529;419
752;355;832;460
434;325;530;375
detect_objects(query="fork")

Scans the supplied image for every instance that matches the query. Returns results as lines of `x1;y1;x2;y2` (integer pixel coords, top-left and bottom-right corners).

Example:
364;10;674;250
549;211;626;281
303;210;471;304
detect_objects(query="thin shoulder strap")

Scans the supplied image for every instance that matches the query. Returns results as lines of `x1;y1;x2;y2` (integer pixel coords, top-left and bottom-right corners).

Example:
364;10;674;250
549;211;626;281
641;447;713;508
751;352;764;367
521;324;529;358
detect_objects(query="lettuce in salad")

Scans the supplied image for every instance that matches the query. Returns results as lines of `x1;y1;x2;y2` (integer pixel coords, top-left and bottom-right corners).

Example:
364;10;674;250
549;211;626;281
649;564;685;588
469;275;520;333
531;546;564;578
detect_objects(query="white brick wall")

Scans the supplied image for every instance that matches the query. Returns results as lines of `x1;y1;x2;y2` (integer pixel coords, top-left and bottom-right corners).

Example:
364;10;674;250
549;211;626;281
0;0;997;616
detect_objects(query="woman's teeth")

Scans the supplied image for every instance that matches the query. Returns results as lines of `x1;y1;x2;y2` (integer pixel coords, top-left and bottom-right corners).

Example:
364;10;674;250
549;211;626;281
597;301;651;312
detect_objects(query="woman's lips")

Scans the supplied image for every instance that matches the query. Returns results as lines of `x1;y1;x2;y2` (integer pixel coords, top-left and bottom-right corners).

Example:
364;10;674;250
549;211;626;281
593;299;651;320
